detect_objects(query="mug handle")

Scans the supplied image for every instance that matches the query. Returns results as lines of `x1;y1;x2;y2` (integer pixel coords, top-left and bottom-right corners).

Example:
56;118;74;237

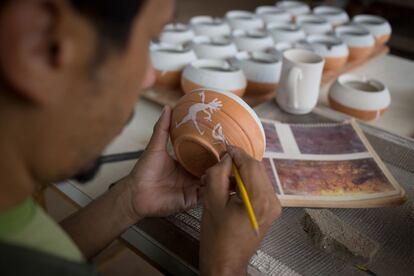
287;67;303;110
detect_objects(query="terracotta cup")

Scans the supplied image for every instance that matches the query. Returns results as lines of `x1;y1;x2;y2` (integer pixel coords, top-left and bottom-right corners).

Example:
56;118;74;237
352;15;391;45
296;14;333;35
225;10;264;31
266;22;306;43
232;29;275;52
232;51;282;98
190;16;231;38
159;23;195;44
181;59;247;97
150;42;197;88
255;6;291;24
335;25;375;61
307;34;349;71
313;6;349;27
191;36;238;60
170;88;265;177
276;1;311;21
328;74;390;120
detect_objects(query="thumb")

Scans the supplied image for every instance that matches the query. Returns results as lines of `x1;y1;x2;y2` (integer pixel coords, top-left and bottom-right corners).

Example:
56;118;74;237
146;106;172;151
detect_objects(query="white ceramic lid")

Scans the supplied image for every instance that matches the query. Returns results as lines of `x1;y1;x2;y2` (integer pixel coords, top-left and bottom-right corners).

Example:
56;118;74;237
307;34;349;58
335;24;375;48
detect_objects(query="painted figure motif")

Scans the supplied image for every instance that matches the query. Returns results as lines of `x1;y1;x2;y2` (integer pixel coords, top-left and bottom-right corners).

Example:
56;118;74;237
212;123;227;145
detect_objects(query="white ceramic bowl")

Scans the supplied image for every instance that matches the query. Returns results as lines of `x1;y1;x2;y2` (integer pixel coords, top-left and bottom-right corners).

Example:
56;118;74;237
335;24;375;61
266;41;313;59
159;23;195;44
296;14;333;35
313;6;349;26
191;36;238;59
181;59;247;97
329;73;390;120
190;16;231;38
276;1;311;19
266;22;306;43
232;29;275;52
225;10;264;31
352;15;391;45
307;34;349;71
255;6;291;24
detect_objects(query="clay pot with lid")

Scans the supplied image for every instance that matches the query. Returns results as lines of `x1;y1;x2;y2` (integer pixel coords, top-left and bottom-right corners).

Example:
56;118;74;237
352;15;391;45
266;22;306;43
191;36;238;60
225;10;264;31
170;88;265;177
190;16;231;38
232;29;274;52
150;42;197;88
181;59;247;97
296;14;333;35
159;23;195;44
307;34;349;71
335;25;375;61
313;6;349;27
255;6;291;24
276;1;310;20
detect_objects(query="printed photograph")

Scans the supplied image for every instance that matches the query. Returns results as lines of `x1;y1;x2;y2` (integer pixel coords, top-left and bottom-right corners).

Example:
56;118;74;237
262;158;280;194
262;122;283;153
290;124;367;155
273;158;395;196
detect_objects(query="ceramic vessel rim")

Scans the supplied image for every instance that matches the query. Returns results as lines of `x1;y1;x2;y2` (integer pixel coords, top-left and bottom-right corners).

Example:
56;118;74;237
313;5;344;14
335;25;371;36
277;0;308;9
297;14;328;25
190;15;224;25
337;74;386;93
353;14;387;25
307;34;344;45
283;48;324;65
236;51;280;64
256;6;288;15
226;10;256;19
164;23;192;32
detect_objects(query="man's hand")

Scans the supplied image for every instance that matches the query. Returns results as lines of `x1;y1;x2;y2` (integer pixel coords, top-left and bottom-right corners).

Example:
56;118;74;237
119;106;201;221
199;146;282;276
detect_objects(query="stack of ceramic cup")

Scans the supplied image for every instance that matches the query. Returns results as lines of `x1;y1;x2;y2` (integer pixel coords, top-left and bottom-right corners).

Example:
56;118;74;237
149;0;392;102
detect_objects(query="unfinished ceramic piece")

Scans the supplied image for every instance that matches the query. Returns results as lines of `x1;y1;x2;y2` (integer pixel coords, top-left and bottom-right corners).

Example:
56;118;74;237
307;34;349;71
150;42;197;88
191;36;238;59
159;23;195;44
276;1;310;20
232;29;274;52
266;41;313;59
255;6;291;24
170;88;265;177
328;74;390;120
190;16;231;38
232;51;282;98
352;15;391;45
225;10;264;31
335;25;375;61
296;14;333;35
267;22;306;43
313;6;349;27
181;59;247;97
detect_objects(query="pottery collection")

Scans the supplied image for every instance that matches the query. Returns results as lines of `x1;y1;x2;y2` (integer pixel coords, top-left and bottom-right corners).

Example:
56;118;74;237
159;23;195;44
255;6;291;24
232;29;274;52
191;36;238;60
190;16;231;38
225;10;264;31
335;25;375;61
352;15;391;45
313;6;349;27
296;14;333;35
307;34;349;71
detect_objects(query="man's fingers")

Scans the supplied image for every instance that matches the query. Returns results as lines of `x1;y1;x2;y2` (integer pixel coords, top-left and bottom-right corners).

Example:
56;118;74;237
204;153;232;209
146;106;172;151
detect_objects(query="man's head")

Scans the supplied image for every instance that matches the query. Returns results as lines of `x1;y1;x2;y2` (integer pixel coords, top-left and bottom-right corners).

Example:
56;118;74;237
0;0;174;185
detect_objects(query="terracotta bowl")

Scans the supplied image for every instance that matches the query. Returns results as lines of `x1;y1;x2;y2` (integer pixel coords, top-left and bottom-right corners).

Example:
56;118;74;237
255;6;291;24
276;1;311;21
266;22;306;43
335;25;375;61
159;23;195;44
181;59;247;97
170;88;265;177
313;6;349;27
190;16;231;38
232;51;282;98
296;14;333;35
225;10;264;31
232;29;274;52
150;42;197;88
329;74;390;120
352;15;391;45
307;34;349;71
191;36;238;60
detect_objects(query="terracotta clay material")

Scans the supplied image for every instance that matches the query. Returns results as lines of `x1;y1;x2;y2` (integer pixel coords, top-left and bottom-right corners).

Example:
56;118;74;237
154;69;181;88
324;56;348;71
245;81;279;97
376;34;391;45
348;46;374;61
329;96;388;121
181;77;245;97
170;88;265;177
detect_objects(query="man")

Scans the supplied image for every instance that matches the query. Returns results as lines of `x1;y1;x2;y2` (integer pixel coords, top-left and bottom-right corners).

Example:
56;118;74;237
0;0;281;275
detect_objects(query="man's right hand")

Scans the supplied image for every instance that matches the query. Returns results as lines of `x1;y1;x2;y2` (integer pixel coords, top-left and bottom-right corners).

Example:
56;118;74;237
199;146;282;276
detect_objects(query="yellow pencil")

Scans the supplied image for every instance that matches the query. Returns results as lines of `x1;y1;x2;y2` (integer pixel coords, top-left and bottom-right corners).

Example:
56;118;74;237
232;163;260;236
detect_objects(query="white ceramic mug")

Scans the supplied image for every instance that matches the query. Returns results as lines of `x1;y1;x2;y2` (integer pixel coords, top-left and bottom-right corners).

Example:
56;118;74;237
276;49;325;114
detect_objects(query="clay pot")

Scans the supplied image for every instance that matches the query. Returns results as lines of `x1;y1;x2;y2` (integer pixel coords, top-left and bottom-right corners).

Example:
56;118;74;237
225;10;264;31
190;16;231;38
170;88;265;177
335;25;375;61
313;6;349;27
329;74;390;120
266;41;314;59
266;22;306;43
276;1;310;21
150;43;197;88
352;15;391;45
181;59;247;97
255;6;291;24
232;29;274;52
159;23;195;44
296;14;333;35
232;51;282;98
191;36;238;60
307;34;349;71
